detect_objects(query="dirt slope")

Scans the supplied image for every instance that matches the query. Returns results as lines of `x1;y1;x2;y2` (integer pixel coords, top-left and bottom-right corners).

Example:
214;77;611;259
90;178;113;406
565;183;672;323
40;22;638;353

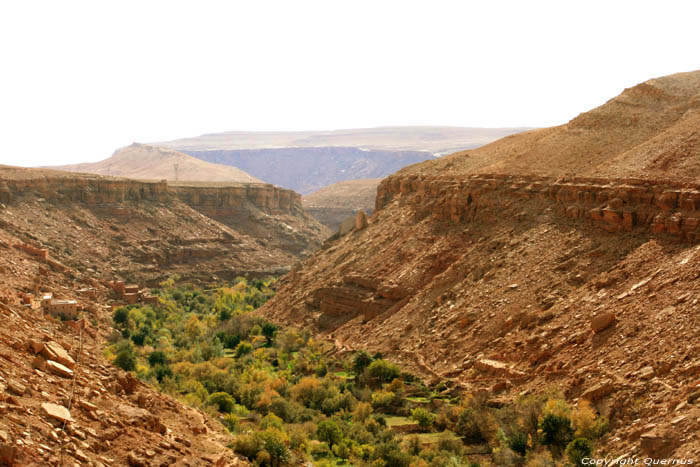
302;178;380;230
258;71;700;458
51;143;262;183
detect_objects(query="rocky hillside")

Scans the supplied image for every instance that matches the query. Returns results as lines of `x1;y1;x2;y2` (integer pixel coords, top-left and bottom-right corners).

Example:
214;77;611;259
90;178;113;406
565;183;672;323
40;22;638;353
0;166;328;286
0;213;250;466
302;178;380;230
258;71;700;458
51;143;262;183
406;71;700;180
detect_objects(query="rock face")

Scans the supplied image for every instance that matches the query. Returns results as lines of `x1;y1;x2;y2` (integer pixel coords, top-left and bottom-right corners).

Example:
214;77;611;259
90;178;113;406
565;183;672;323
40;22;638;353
174;184;329;256
375;174;700;242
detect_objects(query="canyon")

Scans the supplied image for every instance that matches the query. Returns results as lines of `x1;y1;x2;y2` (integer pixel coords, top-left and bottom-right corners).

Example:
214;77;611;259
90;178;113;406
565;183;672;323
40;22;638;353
258;71;700;458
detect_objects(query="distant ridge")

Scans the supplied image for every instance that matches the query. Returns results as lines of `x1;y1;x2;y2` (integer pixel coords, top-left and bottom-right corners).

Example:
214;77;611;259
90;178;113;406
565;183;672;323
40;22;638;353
48;143;262;183
156;126;531;154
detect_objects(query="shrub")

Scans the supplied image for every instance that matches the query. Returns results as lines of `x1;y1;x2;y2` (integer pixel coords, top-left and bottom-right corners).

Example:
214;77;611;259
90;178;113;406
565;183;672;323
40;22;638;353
152;364;172;382
508;430;528;456
222;413;238;433
571;400;608;439
367;359;400;383
456;408;485;443
410;407;435;429
148;350;168;366
566;438;592;466
209;392;235;413
114;341;136;371
235;341;253;358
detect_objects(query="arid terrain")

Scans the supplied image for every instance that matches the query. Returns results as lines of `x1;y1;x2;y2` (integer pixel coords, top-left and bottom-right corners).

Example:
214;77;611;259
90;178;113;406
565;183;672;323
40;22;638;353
302;179;380;230
258;71;700;458
50;144;262;184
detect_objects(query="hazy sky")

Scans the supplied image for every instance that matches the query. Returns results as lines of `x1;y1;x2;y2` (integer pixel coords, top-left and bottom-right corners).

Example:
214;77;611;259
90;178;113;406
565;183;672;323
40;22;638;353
1;1;699;167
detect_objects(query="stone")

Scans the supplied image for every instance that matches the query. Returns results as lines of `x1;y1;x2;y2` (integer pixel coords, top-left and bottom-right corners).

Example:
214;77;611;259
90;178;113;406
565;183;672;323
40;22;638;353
46;360;74;378
116;372;138;394
74;449;89;462
0;430;8;443
474;358;526;378
31;356;46;370
338;215;355;236
78;400;98;412
41;403;73;423
6;379;26;396
355;210;368;230
640;427;678;458
590;312;615;333
26;340;44;354
639;366;655;379
581;380;615;402
127;452;147;467
41;341;76;370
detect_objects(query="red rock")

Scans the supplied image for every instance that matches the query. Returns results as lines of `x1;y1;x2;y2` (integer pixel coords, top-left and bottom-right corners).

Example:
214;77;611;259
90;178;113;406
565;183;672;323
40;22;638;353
41;402;73;423
45;360;74;378
40;341;76;370
590;312;615;333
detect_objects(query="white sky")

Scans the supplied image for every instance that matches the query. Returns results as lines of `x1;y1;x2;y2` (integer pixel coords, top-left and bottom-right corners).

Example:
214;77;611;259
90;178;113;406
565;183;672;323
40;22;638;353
1;0;699;167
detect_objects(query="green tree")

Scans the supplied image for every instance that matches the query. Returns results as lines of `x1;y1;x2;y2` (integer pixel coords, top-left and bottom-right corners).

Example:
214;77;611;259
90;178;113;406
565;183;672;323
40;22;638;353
352;350;373;376
317;420;343;450
410;407;435;429
367;359;400;382
148;350;168;366
209;392;235;413
113;307;128;326
540;413;573;451
262;322;278;346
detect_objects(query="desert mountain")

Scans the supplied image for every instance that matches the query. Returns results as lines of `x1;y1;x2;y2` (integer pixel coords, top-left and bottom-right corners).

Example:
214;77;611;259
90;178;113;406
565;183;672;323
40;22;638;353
51;143;262;183
406;70;700;180
157;127;529;194
302;178;380;230
258;70;700;457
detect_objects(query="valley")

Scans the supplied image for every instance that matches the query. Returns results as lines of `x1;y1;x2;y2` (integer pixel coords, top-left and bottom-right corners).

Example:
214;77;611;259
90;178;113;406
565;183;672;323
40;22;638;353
1;72;700;466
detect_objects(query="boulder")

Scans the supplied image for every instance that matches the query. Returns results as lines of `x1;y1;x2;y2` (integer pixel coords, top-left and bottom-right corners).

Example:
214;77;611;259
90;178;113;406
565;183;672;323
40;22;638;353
40;341;76;369
355;210;368;230
590;312;615;333
46;360;74;378
338;216;355;236
41;403;73;423
6;380;26;396
581;380;615;402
